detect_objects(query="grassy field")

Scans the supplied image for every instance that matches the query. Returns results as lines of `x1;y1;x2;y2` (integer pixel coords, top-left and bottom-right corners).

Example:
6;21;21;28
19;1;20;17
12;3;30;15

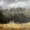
0;22;30;30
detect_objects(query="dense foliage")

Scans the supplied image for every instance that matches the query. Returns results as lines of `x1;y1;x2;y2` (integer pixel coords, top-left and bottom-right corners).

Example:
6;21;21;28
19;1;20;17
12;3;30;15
0;7;30;23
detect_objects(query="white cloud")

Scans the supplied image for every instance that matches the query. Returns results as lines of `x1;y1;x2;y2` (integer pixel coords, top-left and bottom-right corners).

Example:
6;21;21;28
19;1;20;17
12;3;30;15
0;1;4;6
7;1;28;8
0;0;30;9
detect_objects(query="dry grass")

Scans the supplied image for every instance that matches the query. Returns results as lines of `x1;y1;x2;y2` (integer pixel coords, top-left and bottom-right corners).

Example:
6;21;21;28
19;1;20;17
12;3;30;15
0;22;30;30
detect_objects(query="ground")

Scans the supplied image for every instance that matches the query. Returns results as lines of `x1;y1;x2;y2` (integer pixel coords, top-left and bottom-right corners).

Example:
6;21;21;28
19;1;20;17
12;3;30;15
0;22;30;30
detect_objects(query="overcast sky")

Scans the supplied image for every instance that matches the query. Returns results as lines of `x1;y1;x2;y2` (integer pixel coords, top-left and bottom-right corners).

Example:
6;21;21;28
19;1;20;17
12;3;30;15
0;0;30;9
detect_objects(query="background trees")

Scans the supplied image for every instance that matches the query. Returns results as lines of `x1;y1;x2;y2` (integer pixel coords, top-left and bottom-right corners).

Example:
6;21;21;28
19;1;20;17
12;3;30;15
10;13;26;23
0;7;30;23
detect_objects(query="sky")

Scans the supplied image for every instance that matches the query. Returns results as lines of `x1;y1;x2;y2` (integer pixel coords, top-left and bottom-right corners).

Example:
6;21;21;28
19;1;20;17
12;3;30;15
0;0;30;9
